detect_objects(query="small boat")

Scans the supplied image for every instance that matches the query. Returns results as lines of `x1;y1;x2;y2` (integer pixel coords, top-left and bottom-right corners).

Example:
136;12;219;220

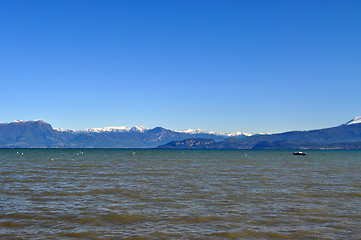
293;151;307;155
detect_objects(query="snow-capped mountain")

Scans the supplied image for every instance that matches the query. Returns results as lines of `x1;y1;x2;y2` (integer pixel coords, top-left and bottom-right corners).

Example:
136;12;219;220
54;126;150;133
225;132;254;137
3;116;361;149
159;116;361;150
54;126;252;137
173;128;253;137
11;119;44;124
345;116;361;125
53;128;77;133
1;120;250;148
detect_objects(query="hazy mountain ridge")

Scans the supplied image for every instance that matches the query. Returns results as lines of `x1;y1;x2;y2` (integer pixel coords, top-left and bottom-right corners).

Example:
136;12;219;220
54;125;251;137
158;117;361;150
0;120;246;148
2;118;361;149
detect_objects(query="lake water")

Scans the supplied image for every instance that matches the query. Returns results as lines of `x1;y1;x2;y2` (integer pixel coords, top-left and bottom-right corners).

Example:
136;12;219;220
1;149;361;239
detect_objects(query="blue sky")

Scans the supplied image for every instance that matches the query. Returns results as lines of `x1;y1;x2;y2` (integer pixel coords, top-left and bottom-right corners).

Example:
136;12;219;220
1;0;360;133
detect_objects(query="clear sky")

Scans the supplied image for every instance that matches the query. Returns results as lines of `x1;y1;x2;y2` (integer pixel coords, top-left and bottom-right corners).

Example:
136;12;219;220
1;0;360;133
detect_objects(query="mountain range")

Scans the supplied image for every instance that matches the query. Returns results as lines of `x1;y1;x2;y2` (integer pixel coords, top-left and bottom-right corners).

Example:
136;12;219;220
1;117;361;149
158;117;361;150
0;120;248;148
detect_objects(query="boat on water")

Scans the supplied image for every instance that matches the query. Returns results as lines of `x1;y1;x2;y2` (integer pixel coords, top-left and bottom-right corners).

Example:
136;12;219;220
293;151;307;156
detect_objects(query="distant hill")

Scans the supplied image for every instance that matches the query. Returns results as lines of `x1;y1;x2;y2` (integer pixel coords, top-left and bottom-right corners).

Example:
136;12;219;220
158;117;361;150
157;138;217;149
3;118;361;149
0;120;246;148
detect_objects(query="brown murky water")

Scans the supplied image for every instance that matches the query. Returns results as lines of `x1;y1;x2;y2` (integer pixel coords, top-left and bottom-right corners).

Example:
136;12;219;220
1;149;361;239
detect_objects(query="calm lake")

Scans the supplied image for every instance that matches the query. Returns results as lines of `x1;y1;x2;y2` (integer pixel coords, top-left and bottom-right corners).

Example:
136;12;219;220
1;149;361;239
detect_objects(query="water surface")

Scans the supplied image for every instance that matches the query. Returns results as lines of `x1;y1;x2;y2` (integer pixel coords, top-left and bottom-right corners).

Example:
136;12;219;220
1;149;361;239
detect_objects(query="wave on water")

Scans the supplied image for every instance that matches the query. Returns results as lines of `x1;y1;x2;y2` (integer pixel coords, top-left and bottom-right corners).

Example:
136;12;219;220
1;149;361;239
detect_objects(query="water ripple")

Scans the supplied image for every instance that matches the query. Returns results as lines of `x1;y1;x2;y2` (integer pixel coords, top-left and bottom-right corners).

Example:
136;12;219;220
1;149;361;239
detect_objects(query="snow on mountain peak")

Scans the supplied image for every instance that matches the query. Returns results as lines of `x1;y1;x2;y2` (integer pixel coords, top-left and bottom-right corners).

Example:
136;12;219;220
130;126;150;132
82;126;149;133
11;119;44;124
173;128;253;137
54;125;150;133
11;120;25;123
225;132;253;137
84;126;131;133
184;128;209;134
345;116;361;125
54;128;76;133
